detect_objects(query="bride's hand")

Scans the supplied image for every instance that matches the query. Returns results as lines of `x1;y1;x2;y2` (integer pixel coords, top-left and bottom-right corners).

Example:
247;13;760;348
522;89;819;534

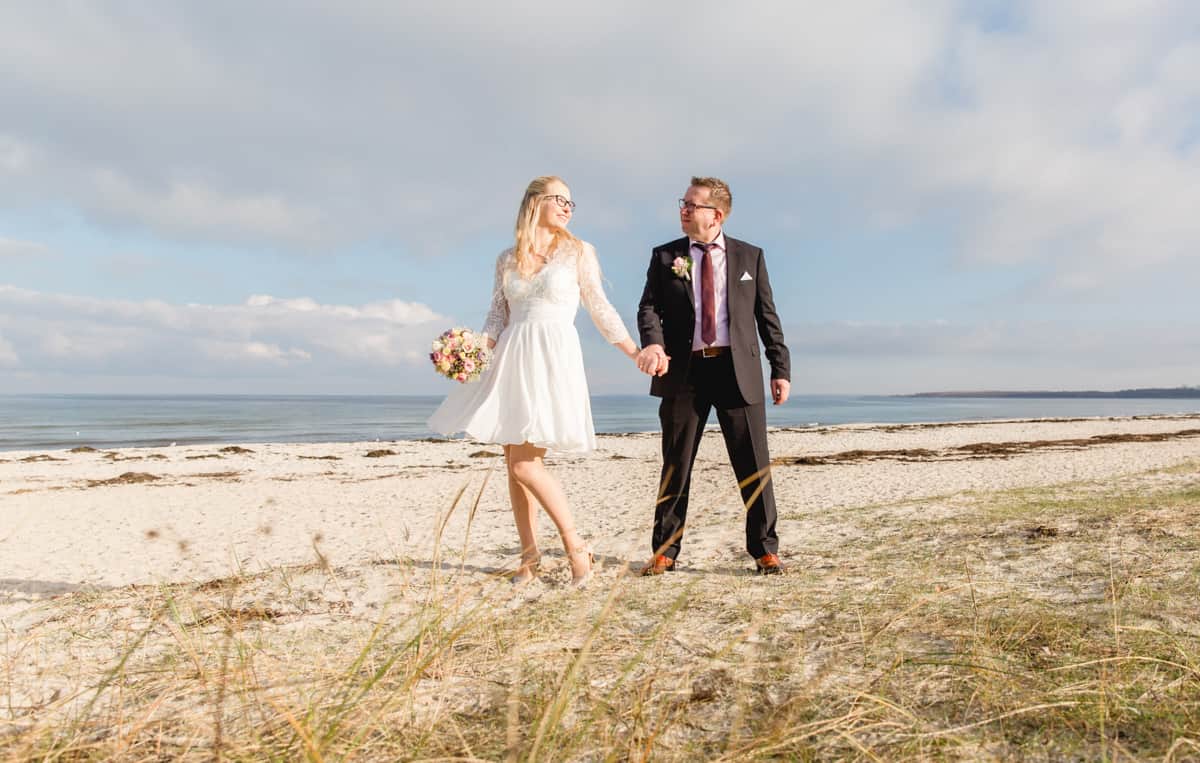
616;337;638;361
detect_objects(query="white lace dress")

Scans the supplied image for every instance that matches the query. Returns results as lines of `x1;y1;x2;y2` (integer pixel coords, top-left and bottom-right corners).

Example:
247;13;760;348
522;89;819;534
427;240;631;454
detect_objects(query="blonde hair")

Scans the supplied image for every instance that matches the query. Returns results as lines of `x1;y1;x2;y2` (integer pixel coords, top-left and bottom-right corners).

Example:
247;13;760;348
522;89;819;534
690;176;732;215
513;175;580;278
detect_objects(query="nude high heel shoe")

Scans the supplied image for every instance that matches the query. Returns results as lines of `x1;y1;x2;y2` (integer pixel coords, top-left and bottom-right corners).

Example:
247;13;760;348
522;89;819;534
511;551;542;585
567;545;595;588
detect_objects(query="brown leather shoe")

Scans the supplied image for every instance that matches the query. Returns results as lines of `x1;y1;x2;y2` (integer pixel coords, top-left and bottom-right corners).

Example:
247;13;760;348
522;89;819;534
640;554;676;576
755;553;786;575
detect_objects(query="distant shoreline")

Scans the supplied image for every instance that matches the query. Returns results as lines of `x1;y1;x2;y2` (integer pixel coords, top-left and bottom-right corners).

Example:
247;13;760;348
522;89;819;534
905;387;1200;399
6;394;1200;453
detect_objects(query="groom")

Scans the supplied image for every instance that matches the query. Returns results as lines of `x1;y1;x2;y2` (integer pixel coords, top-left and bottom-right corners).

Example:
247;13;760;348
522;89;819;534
635;176;791;575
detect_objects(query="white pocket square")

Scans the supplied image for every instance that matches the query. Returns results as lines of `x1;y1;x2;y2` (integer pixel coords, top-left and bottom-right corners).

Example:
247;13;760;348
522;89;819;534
739;271;753;281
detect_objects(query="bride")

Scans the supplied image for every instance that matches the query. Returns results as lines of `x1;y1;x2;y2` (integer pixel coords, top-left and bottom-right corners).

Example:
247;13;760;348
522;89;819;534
428;176;640;586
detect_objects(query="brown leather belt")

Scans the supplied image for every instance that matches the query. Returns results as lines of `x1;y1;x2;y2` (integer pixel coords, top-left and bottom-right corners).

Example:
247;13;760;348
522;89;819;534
691;345;729;358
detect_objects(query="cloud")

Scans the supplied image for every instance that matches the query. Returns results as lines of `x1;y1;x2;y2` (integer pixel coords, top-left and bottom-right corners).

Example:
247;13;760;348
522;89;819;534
89;170;329;246
0;3;1197;287
0;284;444;388
3;283;1197;395
0;134;32;173
789;318;1200;393
199;340;312;364
0;332;18;367
244;294;440;324
0;237;51;258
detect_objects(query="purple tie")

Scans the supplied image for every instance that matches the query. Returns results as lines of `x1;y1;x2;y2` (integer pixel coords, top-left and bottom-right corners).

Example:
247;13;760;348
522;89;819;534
696;243;717;345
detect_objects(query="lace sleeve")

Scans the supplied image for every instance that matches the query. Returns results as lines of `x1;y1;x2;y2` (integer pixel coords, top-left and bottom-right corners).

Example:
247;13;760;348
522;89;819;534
481;249;511;339
577;241;632;344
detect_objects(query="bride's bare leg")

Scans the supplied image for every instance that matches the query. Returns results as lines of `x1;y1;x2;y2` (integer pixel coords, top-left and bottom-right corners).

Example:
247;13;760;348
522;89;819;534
506;442;592;581
504;445;541;581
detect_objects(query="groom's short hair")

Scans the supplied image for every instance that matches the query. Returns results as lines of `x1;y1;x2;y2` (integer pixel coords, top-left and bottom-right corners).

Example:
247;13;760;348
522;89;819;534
690;176;732;215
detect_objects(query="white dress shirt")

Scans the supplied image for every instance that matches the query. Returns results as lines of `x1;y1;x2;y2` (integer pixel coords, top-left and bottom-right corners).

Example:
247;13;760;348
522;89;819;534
689;231;730;351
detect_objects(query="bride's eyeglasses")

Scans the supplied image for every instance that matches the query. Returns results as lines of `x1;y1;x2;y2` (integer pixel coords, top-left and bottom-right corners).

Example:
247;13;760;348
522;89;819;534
543;195;576;210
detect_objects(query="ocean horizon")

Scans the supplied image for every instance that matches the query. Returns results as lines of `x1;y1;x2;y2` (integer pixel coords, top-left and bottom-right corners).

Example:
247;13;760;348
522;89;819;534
2;393;1199;453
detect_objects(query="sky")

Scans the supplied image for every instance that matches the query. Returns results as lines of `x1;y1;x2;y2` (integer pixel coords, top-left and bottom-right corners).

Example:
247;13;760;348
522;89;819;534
1;1;1199;396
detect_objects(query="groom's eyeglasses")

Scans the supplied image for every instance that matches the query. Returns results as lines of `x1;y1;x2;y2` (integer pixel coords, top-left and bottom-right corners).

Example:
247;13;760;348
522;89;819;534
679;199;718;212
543;195;576;210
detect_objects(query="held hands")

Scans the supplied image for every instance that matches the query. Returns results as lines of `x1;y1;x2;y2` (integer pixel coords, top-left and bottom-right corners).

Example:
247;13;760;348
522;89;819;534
635;344;670;377
634;344;787;396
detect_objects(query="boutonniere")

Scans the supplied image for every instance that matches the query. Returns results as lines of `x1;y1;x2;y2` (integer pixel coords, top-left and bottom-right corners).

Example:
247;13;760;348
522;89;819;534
671;255;693;280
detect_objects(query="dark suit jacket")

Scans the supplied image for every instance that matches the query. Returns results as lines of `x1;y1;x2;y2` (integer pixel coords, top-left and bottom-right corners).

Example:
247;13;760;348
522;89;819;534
637;235;790;405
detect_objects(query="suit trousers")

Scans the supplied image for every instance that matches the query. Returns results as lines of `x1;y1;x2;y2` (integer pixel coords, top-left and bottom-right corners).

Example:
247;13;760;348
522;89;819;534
653;352;779;560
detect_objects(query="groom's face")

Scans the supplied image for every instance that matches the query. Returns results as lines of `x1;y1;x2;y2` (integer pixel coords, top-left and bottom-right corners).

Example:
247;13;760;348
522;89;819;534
679;185;722;239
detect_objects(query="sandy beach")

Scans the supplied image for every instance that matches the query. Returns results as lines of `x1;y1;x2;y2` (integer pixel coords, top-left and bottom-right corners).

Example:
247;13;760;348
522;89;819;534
3;414;1200;758
4;414;1200;592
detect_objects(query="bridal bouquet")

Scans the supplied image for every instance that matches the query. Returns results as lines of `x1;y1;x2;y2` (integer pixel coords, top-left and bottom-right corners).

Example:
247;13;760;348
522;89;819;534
430;327;491;383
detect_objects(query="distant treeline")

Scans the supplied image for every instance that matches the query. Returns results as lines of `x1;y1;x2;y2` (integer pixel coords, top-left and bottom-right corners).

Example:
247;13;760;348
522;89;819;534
907;387;1200;399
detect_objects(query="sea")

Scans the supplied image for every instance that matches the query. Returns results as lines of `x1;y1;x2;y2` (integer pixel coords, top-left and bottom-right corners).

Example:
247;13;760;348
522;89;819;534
1;394;1198;453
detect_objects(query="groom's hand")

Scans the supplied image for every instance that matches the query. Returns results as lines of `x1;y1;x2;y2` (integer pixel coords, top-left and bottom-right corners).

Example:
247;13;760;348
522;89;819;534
771;378;791;405
636;344;669;376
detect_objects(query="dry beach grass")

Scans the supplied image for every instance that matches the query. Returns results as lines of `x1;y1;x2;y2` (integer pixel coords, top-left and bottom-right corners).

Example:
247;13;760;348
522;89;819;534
3;415;1200;760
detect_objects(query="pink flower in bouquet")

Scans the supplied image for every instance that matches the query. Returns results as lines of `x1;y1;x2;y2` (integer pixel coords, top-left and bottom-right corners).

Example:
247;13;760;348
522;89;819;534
429;326;491;383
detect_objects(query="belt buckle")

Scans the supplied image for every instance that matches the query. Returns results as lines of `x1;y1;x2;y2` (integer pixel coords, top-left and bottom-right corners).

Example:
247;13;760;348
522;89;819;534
701;346;721;358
